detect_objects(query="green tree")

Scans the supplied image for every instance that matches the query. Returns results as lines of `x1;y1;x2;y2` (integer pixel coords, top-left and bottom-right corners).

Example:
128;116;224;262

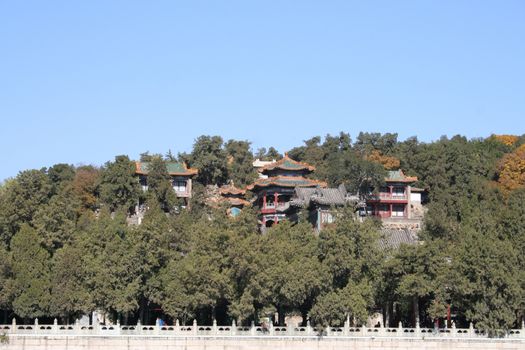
309;281;374;326
254;147;282;161
99;155;140;212
183;135;228;186
10;224;51;319
312;210;382;326
0;170;52;244
146;156;178;211
32;186;80;252
47;163;75;195
80;211;141;322
155;219;233;324
49;243;92;322
224;140;257;186
354;132;398;156
450;230;523;333
325;150;386;197
0;244;15;322
231;222;328;325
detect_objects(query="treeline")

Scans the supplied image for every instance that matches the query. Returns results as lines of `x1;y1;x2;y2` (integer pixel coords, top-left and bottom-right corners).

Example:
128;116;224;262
0;133;524;332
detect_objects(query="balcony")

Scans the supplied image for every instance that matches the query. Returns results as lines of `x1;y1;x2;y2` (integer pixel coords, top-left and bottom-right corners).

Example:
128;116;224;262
261;202;290;214
369;193;407;202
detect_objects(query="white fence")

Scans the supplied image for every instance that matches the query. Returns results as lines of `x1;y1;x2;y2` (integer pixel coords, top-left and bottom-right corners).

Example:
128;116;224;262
1;318;524;339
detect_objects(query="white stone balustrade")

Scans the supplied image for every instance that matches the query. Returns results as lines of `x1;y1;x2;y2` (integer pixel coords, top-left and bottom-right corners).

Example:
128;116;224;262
1;318;524;340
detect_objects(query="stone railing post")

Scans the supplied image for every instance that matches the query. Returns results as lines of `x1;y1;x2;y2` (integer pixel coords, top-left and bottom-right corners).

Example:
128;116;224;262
11;318;16;334
192;319;198;336
116;318;121;335
213;319;218;335
361;324;366;337
306;320;312;336
451;321;456;337
174;319;180;335
326;325;331;337
231;320;236;336
53;318;58;333
415;320;420;338
34;318;39;334
269;321;274;336
469;322;474;337
287;322;293;336
135;318;140;335
398;321;403;337
250;321;256;336
343;317;349;336
155;318;160;335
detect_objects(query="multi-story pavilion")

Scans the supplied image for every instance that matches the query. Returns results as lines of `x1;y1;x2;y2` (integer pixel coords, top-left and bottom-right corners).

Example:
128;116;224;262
247;154;326;227
365;170;419;220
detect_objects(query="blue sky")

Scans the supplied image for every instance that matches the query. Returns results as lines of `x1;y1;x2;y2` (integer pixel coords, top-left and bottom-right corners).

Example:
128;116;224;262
1;1;524;181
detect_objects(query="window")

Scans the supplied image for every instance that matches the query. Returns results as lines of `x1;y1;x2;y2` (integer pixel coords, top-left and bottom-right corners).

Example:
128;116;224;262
392;204;405;217
173;180;187;192
322;212;334;224
392;187;405;198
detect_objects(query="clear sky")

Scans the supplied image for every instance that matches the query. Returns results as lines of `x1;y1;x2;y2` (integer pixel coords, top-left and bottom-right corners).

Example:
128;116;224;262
1;1;524;181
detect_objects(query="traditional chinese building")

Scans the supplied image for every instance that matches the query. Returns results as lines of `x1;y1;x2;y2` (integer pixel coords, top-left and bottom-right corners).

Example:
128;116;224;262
247;154;327;227
290;184;359;231
134;161;198;205
363;170;424;224
218;182;250;217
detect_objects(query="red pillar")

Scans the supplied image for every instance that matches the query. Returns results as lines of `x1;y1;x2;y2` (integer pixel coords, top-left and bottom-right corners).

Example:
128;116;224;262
274;192;278;208
389;185;393;199
263;192;267;209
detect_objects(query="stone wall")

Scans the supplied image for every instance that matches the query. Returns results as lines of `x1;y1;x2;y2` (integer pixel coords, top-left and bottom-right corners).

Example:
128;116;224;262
1;335;525;350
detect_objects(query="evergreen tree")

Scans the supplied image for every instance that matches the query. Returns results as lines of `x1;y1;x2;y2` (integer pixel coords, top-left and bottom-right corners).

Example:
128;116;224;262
224;139;258;186
99;155;140;212
49;243;92;322
0;170;52;244
184;135;228;186
145;156;178;211
32;186;80;252
10;224;51;319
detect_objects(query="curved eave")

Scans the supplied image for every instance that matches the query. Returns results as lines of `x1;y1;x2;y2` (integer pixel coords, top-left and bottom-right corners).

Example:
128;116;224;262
259;154;316;173
247;177;327;191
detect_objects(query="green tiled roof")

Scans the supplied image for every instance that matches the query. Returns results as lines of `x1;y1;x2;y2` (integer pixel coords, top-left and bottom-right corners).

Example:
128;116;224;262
386;170;417;182
135;162;198;176
247;176;327;190
261;155;315;173
387;170;404;180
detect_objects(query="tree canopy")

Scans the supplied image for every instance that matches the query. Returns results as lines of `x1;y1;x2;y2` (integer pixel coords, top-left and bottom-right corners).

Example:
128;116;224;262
0;132;524;333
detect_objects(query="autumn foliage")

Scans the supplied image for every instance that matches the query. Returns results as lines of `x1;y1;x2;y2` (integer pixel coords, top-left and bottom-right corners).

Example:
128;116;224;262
492;134;519;146
366;150;400;170
497;144;525;192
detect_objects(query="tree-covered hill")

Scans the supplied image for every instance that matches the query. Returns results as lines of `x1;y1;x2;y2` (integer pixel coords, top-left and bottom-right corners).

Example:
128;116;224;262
0;132;524;332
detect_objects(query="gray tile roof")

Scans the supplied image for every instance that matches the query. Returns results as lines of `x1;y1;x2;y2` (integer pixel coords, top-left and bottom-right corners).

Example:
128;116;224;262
291;185;355;207
380;228;419;250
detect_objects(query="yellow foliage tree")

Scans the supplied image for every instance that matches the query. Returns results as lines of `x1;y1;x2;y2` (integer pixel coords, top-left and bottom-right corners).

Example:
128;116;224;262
366;150;400;170
492;134;519;146
497;144;525;192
